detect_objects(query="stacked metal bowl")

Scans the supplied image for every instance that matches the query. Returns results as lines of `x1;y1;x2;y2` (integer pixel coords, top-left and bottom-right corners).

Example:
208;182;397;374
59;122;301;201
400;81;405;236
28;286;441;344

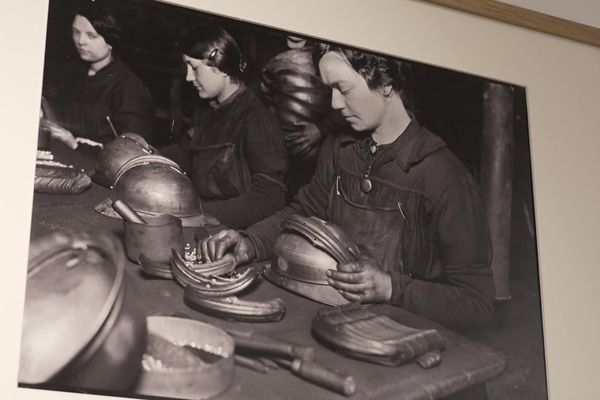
171;249;285;322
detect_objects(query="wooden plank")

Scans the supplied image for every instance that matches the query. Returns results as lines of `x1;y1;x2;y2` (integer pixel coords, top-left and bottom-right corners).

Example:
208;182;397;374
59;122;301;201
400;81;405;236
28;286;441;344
420;0;600;47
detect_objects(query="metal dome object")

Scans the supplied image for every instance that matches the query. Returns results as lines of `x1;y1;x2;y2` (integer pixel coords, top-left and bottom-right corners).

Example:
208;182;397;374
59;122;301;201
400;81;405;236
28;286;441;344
95;155;217;227
261;48;331;132
93;133;157;187
267;215;361;305
19;231;146;390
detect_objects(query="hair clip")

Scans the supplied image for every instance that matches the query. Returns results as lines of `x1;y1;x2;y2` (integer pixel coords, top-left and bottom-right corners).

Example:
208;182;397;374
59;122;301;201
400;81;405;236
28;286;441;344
239;58;247;72
208;48;219;61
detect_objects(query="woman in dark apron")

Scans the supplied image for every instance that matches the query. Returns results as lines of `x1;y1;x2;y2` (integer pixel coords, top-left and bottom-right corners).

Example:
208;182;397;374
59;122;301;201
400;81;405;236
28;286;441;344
196;44;494;330
161;25;288;229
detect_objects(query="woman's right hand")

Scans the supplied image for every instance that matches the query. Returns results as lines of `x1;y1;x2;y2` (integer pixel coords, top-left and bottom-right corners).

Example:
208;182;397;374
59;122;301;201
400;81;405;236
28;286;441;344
285;122;323;159
196;229;256;266
41;120;78;150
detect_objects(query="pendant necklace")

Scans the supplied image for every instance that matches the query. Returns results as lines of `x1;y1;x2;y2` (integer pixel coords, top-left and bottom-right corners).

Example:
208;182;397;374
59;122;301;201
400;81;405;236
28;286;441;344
360;140;380;193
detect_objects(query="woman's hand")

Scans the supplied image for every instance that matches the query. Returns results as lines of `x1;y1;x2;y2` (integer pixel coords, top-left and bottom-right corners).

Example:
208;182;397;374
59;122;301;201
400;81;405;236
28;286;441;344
327;256;392;303
196;229;256;266
285;122;322;158
41;120;78;150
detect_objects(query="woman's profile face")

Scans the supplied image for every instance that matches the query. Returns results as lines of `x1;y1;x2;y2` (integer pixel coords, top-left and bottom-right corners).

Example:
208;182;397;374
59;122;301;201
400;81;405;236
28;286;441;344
318;52;387;132
71;15;112;64
183;54;229;103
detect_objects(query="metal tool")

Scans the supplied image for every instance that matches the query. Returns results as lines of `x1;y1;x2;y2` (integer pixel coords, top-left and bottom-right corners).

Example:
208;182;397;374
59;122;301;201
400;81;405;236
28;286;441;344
226;329;314;361
272;357;356;397
234;355;269;374
111;199;147;224
106;115;119;137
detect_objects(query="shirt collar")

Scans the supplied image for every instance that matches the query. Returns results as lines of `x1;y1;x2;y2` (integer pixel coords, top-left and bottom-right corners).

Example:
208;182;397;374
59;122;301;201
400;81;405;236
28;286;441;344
340;117;447;172
207;84;249;121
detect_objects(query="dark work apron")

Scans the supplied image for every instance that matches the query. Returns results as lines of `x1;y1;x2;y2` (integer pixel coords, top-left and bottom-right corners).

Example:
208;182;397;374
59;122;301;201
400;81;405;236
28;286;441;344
326;145;443;281
190;142;252;200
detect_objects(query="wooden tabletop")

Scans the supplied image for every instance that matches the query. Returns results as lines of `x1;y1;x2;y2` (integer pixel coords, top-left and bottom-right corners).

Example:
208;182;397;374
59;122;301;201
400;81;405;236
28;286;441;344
28;141;506;400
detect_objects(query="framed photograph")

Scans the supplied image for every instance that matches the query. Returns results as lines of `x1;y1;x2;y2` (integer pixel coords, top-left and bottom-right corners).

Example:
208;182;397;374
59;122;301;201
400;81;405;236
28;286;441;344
2;1;599;400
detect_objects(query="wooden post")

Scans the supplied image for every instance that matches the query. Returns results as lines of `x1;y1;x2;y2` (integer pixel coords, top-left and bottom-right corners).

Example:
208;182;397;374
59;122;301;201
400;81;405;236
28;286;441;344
481;82;514;300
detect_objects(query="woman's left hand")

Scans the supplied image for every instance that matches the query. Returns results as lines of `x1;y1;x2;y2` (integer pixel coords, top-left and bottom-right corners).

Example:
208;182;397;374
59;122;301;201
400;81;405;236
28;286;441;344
327;256;392;303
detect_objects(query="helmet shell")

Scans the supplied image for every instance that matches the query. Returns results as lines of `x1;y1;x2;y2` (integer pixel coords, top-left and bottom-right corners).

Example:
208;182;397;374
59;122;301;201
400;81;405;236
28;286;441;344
267;215;360;305
112;155;202;217
261;48;331;131
93;134;156;187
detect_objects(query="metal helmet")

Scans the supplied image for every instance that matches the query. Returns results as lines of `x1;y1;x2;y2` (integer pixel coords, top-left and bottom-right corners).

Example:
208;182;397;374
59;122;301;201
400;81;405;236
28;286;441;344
261;48;331;132
19;230;146;390
266;215;361;305
93;133;157;187
95;155;215;227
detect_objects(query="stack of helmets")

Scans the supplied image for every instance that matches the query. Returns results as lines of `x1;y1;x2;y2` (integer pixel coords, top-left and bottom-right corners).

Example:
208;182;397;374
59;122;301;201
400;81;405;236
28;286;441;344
94;154;209;227
261;47;331;159
93;133;157;188
266;214;361;305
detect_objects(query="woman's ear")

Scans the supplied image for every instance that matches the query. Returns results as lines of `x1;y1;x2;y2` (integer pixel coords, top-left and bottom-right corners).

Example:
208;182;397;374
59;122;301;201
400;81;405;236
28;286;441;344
383;85;393;98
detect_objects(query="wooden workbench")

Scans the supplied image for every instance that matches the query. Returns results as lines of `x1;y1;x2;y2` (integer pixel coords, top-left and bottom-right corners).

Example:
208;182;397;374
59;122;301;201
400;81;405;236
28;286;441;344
26;141;506;400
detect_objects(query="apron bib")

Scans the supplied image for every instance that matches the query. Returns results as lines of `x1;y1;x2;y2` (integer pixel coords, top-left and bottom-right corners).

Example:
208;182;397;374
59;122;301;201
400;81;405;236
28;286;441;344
191;142;252;200
327;153;441;281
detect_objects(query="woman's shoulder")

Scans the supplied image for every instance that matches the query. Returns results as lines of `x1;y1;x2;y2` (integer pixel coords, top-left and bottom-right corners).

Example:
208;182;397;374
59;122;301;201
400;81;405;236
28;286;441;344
107;59;147;85
233;87;280;125
98;59;152;99
408;127;480;201
237;86;271;114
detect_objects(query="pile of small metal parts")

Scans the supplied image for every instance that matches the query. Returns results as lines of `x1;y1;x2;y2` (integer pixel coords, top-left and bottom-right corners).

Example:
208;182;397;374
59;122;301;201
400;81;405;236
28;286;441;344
171;246;252;296
171;244;285;322
135;316;234;400
36;150;73;168
312;303;445;368
141;354;171;371
141;333;223;372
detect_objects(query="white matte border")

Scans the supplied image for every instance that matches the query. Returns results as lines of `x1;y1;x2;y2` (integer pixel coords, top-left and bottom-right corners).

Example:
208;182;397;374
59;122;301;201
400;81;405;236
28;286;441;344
2;1;599;399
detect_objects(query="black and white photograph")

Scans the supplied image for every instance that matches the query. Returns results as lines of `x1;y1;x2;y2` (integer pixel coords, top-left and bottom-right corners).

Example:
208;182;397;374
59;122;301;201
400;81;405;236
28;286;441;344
5;0;600;400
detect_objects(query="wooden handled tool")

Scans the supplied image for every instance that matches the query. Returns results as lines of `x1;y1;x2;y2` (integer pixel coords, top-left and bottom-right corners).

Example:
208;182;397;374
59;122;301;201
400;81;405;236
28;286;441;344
272;357;356;397
234;355;269;374
111;199;147;224
226;330;314;361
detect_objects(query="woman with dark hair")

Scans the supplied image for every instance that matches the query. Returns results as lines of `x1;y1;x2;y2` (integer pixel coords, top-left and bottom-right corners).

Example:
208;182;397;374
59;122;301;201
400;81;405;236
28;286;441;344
196;44;495;330
160;25;288;229
43;1;155;144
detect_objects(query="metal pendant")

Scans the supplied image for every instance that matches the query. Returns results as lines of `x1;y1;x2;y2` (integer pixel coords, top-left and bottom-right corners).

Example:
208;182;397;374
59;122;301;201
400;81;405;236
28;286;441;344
360;177;373;193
